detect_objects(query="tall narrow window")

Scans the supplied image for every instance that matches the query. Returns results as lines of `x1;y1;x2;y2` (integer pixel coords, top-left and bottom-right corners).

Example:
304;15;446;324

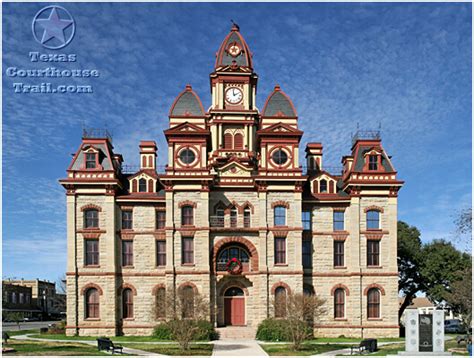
334;289;345;318
156;287;166;318
181;206;194;226
334;241;345;267
122;241;133;266
333;211;345;231
234;133;244;149
302;211;312;231
367;210;380;230
367;240;380;266
230;207;238;228
182;237;194;264
274;237;286;264
302;239;312;268
138;178;147;192
156;210;166;229
122;210;133;230
367;288;381;318
122;288;133;318
85;153;97;169
274;206;286;226
85;239;99;266
274;287;287;318
224;133;233;149
243;207;251;228
84;209;99;229
156;240;166;266
368;155;378;170
85;288;99;319
215;207;225;227
181;286;194;318
320;179;328;193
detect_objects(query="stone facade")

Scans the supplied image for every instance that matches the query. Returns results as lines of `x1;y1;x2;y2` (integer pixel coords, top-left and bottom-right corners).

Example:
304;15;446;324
60;25;403;338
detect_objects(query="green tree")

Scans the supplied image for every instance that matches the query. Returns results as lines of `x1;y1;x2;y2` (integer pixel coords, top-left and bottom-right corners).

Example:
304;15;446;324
446;266;472;333
397;221;426;319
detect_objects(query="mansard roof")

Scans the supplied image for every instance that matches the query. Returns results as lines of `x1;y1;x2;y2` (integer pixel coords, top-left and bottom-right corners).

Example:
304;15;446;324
261;85;297;118
169;85;205;117
352;141;395;172
215;24;253;69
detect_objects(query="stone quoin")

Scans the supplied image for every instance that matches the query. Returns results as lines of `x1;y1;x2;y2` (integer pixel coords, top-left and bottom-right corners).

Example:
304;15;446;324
60;24;404;338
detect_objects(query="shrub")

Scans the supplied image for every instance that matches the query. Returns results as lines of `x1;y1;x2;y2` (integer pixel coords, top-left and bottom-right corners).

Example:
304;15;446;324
256;318;290;341
153;322;172;340
48;320;66;334
194;320;218;341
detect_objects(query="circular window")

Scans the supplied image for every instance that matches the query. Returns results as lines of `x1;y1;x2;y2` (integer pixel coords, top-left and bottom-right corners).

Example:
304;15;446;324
179;148;196;165
272;149;288;165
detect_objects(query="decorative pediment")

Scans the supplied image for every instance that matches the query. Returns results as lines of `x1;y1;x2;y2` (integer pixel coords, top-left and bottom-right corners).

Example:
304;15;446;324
164;122;209;136
217;160;253;178
257;122;303;136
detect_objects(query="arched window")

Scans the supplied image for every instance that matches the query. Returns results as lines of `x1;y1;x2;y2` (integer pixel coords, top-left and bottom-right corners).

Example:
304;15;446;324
138;178;147;193
122;288;133;319
274;206;286;226
224;133;233;149
320;179;328;193
275;287;287;318
367;288;380;318
243;207;251;228
214;205;225;228
85;288;99;319
334;288;345;318
230;207;238;228
367;210;380;230
303;284;315;296
217;245;250;271
181;206;194;226
84;209;99;229
156;287;166;318
225;287;244;296
181;286;194;319
368;155;378;171
234;133;244;149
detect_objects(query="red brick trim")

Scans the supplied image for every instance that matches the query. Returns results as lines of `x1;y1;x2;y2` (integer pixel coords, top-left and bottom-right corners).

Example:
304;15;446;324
83;232;101;239
80;283;103;296
333;207;346;212
178;200;197;208
154;232;166;240
366;233;383;240
364;206;384;213
363;283;386;296
152;284;166;296
332;232;349;241
330;284;350;296
272;230;288;238
271;281;291;294
178;281;198;294
80;204;102;212
271;201;290;209
118;283;137;296
213;237;259;272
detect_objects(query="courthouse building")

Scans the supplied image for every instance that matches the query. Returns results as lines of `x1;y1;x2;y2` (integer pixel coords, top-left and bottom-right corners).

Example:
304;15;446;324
60;25;403;338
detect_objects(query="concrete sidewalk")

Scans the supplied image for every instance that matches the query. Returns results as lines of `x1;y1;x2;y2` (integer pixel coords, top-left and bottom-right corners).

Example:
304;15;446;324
212;339;268;356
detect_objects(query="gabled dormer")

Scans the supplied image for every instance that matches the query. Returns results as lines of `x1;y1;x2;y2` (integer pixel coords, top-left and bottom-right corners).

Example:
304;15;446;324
311;172;339;195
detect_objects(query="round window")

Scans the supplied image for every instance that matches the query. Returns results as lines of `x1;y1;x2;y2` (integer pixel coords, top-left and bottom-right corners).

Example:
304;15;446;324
272;149;288;165
179;148;196;165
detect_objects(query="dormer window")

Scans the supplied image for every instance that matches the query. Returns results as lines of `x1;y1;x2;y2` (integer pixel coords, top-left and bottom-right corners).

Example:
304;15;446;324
85;153;97;169
368;155;378;171
138;178;147;193
320;179;328;193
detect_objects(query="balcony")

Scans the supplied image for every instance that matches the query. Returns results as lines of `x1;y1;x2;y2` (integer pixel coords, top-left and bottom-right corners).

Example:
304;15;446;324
210;216;225;227
209;216;254;230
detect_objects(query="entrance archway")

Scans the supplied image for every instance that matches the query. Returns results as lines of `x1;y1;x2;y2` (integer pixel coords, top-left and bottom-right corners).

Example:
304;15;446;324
224;287;245;326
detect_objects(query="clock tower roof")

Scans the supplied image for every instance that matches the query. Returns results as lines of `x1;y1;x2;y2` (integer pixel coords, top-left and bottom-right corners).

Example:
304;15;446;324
215;23;253;70
169;84;206;117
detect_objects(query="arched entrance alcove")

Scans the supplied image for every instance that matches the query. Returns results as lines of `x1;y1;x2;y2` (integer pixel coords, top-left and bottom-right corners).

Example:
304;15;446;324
212;237;259;273
224;287;245;326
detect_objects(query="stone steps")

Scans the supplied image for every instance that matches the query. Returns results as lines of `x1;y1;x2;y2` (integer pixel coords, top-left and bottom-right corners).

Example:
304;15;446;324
216;326;257;340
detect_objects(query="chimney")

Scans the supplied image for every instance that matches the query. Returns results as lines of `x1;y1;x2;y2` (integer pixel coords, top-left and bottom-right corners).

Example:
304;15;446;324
139;141;157;170
305;143;323;172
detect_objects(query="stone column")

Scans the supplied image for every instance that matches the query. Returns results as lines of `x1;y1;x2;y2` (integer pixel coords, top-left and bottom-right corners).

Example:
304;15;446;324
433;310;445;353
66;194;78;335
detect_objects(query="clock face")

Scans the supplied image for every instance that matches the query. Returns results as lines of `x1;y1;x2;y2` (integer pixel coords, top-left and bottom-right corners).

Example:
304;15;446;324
225;87;243;104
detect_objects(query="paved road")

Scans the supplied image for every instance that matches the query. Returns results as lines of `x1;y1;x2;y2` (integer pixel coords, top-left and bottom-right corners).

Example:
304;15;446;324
3;320;60;331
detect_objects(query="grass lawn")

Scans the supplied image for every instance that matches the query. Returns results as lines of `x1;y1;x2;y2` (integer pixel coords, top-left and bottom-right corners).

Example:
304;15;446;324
446;339;470;356
2;339;110;356
260;342;351;356
29;333;172;342
4;330;39;336
124;343;214;356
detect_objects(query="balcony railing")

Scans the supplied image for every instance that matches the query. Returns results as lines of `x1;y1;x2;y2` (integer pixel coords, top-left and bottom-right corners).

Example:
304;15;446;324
216;260;250;272
210;216;225;227
82;128;112;141
209;216;252;228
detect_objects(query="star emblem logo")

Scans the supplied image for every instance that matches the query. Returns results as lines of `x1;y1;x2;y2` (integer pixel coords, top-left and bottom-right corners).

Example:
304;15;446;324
32;6;75;50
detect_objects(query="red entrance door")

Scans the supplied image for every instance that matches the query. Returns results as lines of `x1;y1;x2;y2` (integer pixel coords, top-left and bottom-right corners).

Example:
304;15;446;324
224;287;245;326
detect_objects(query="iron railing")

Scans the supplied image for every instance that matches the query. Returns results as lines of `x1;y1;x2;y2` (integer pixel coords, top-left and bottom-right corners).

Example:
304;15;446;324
351;129;381;145
82;128;112;141
121;165;167;174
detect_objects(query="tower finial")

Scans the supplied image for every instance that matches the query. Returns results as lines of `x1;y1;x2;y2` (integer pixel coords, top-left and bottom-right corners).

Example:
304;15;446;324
230;20;240;31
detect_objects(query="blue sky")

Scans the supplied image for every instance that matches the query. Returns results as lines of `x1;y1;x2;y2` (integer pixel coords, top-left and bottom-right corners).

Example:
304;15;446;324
2;2;471;282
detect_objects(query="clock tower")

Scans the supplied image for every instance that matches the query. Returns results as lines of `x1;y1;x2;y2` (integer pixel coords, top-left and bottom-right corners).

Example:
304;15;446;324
209;23;259;167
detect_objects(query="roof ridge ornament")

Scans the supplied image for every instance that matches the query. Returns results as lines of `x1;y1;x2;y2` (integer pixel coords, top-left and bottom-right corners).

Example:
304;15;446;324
230;20;240;32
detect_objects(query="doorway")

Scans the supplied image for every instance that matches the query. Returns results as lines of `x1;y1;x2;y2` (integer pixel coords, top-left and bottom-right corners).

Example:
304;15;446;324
224;287;245;326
